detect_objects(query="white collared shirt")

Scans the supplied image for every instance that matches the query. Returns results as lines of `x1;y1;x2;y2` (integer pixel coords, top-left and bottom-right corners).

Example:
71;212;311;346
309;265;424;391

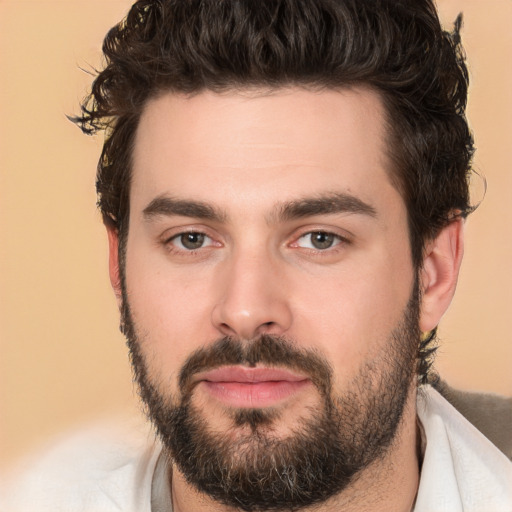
414;386;512;511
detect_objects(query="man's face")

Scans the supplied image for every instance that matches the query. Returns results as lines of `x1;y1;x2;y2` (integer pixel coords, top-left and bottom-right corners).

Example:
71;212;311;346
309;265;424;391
121;87;419;509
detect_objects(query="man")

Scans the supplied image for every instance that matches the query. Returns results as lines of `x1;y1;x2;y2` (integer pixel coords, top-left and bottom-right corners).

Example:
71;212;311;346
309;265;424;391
3;0;511;511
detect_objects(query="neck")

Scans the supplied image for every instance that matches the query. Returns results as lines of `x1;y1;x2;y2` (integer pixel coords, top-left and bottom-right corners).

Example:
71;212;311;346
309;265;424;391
169;387;420;512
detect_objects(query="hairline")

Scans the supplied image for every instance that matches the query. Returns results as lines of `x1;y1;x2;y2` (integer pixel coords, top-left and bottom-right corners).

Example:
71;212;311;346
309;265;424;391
115;83;419;267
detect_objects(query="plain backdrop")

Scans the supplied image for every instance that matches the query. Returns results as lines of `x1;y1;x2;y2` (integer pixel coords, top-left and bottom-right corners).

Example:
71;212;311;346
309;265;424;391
1;0;511;468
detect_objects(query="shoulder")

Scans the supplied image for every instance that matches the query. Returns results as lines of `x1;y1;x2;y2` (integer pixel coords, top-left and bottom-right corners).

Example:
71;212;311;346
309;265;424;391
415;385;512;511
1;419;161;512
433;379;512;460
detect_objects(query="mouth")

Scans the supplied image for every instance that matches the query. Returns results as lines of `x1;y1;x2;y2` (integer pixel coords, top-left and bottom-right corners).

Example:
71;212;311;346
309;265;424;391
195;366;311;408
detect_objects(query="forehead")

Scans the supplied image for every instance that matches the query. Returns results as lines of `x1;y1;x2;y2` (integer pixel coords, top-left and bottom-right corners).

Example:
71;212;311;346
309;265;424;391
130;87;397;215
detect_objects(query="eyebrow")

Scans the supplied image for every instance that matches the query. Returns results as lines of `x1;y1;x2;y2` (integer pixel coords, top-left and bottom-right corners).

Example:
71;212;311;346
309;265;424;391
143;196;226;223
142;192;377;224
276;193;377;222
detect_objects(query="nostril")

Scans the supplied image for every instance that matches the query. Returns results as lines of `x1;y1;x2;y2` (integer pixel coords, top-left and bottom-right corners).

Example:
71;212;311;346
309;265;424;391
211;297;293;340
258;321;276;334
220;323;237;336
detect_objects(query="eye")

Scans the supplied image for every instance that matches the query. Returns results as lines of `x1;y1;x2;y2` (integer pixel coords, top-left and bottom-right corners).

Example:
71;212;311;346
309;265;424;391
295;231;343;250
171;232;213;250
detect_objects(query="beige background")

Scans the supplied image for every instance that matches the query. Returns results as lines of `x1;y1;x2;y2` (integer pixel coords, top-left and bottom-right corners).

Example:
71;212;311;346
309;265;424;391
1;0;511;468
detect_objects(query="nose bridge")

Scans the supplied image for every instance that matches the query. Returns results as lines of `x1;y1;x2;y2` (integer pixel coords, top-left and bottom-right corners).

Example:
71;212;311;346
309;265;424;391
211;242;292;339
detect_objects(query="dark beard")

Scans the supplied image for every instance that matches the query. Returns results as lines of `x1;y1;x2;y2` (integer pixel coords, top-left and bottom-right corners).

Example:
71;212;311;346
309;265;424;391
121;291;420;511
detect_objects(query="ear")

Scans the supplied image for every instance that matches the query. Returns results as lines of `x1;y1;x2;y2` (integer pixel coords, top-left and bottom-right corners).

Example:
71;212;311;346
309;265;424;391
419;218;464;332
106;226;123;308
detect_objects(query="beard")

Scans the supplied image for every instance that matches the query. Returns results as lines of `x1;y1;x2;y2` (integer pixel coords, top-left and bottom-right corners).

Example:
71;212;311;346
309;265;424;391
121;286;420;511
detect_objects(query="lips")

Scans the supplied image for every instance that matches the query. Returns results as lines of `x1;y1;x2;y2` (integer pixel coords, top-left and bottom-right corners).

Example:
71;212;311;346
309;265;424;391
196;366;311;408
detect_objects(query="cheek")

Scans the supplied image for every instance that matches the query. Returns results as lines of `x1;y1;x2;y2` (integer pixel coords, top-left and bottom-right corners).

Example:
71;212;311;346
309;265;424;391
124;248;218;376
289;249;415;383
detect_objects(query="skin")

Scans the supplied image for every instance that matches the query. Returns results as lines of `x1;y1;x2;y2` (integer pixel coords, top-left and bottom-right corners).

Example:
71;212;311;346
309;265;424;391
107;87;463;511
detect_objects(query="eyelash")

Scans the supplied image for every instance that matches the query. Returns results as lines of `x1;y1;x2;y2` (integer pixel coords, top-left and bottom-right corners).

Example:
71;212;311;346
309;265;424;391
163;228;350;257
164;231;217;254
290;230;350;255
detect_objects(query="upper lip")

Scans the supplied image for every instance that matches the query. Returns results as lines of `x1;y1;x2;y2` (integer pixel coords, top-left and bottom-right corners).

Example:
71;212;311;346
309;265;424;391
195;366;309;383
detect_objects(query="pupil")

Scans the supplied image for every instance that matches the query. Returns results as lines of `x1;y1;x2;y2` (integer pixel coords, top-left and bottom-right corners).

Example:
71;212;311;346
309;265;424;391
181;233;204;249
312;232;334;249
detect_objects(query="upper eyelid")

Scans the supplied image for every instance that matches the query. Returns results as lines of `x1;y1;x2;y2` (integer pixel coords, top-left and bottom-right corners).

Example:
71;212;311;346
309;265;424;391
162;232;218;255
286;231;352;255
298;230;348;239
161;226;215;242
169;230;210;240
159;225;352;248
167;232;214;247
291;226;353;242
294;232;346;245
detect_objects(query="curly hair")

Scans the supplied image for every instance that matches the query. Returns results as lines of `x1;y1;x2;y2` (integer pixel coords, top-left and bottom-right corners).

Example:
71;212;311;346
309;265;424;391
73;0;474;269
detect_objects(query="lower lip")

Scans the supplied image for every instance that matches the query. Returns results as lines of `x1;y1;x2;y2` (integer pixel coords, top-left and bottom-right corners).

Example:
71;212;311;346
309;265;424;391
202;380;310;408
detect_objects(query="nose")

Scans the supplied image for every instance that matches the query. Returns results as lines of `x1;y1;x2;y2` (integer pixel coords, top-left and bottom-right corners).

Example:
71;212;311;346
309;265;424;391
211;248;293;340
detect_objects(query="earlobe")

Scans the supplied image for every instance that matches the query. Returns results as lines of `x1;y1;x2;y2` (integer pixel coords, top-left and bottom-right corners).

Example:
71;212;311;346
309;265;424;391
106;226;123;307
419;218;464;333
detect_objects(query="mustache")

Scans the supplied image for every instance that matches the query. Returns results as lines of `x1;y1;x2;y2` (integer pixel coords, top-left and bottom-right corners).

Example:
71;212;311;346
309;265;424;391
178;335;333;398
